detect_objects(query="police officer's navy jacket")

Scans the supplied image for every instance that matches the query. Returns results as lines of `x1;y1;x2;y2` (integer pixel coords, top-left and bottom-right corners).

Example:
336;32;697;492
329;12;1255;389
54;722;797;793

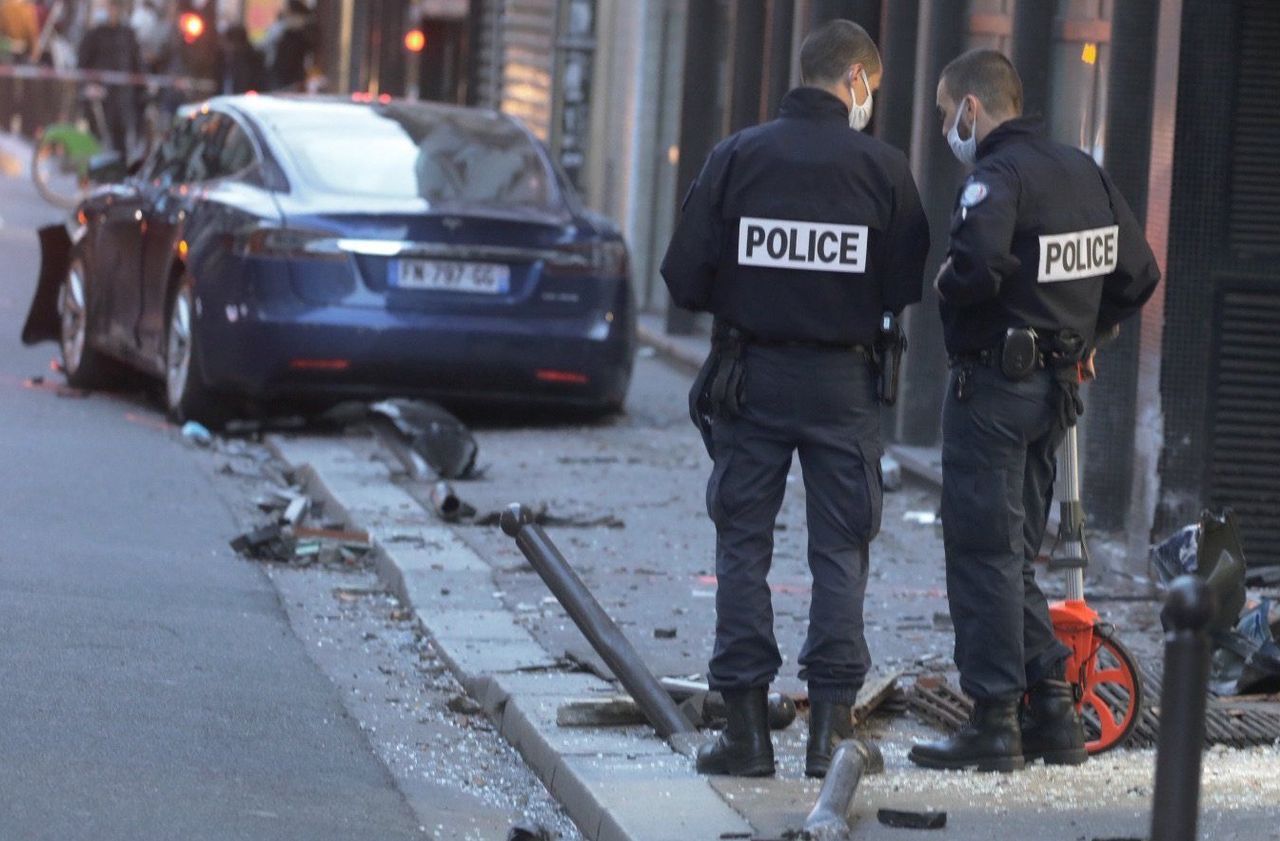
661;87;929;346
936;117;1160;355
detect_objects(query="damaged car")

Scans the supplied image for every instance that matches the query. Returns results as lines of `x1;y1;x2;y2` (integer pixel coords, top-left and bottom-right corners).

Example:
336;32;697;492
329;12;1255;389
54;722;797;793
22;95;636;425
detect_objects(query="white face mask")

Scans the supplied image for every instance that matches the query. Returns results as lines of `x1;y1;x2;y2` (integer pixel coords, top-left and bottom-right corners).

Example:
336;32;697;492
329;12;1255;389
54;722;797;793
947;97;978;166
848;69;873;132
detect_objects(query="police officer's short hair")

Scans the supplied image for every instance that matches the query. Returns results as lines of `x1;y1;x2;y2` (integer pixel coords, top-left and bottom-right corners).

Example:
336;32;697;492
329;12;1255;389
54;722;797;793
941;49;1023;117
800;20;881;86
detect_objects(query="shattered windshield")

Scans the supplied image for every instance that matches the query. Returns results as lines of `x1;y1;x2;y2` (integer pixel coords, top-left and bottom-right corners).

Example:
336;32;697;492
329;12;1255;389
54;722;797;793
267;101;560;211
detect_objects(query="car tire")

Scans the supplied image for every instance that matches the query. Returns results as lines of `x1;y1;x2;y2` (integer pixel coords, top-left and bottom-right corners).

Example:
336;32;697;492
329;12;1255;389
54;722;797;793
59;257;121;389
164;275;226;428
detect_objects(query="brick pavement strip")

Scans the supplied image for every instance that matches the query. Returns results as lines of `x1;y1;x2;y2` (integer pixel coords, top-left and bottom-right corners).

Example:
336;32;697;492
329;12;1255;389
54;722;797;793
270;435;757;841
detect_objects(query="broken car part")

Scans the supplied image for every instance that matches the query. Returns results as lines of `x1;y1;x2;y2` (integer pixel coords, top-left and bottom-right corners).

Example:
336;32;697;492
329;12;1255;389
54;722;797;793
500;503;696;742
369;399;478;480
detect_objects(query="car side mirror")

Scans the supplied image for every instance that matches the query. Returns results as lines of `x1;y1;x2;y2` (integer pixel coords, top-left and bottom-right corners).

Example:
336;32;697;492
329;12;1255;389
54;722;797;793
86;151;127;184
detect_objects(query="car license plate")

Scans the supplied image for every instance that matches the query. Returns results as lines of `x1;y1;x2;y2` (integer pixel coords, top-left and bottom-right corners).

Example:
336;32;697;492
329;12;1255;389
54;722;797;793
394;259;510;294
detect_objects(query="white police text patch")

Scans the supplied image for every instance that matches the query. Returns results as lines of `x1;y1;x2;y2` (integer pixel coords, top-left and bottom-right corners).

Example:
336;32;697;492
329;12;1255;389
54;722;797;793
1037;225;1119;283
960;182;989;208
737;217;867;274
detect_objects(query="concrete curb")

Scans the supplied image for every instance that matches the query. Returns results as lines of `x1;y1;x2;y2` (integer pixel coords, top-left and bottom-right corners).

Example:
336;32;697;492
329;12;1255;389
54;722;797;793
268;435;756;841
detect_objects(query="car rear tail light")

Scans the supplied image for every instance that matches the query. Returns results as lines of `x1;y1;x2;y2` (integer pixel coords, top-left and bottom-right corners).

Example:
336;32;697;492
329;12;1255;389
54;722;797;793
237;228;346;261
290;358;351;371
536;369;590;385
548;240;628;278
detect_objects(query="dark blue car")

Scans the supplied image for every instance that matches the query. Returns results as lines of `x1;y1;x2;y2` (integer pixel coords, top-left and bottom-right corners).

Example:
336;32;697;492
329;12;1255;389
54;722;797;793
23;95;636;425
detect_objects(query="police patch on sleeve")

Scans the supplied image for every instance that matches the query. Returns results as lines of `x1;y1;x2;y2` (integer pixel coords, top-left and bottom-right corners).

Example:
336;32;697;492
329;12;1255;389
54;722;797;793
960;181;989;208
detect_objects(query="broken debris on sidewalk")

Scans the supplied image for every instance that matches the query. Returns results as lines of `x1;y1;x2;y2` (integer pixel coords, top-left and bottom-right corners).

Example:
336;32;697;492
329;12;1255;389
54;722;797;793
231;485;370;567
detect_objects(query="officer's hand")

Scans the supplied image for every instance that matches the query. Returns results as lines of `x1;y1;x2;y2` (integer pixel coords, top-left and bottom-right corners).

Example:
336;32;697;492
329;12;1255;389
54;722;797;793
1081;349;1098;382
933;257;952;300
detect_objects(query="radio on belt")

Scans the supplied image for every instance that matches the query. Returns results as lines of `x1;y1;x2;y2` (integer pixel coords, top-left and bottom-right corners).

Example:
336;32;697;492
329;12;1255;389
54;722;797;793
738;217;868;274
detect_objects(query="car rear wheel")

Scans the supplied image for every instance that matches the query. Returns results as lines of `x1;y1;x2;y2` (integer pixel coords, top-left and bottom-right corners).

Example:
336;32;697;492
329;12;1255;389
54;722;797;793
164;277;225;428
59;259;119;389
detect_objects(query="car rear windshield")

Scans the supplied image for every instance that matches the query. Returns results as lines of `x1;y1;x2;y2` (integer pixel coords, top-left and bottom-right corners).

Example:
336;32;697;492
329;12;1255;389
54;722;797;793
268;102;560;211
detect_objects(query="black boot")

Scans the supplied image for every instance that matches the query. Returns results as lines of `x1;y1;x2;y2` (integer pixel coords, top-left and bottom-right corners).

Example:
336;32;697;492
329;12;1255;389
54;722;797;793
696;687;775;776
908;699;1025;772
805;699;854;778
1021;679;1088;765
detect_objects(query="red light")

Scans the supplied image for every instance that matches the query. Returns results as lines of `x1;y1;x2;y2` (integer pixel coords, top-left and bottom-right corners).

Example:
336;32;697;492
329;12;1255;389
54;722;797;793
535;369;589;385
378;93;392;104
404;29;426;53
179;12;205;44
290;359;351;371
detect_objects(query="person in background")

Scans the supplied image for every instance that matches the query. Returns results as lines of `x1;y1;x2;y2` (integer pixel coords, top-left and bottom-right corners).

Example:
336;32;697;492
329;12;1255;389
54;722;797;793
264;0;316;92
222;24;264;94
77;0;140;156
0;0;40;63
130;0;171;74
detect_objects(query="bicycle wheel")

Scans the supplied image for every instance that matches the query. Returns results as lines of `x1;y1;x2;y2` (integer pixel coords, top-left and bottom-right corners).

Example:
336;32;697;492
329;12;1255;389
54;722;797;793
1079;625;1143;754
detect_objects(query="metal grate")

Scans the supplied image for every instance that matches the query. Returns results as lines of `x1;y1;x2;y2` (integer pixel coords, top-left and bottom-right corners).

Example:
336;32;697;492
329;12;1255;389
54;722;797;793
1228;0;1280;255
1209;289;1280;570
908;674;1280;750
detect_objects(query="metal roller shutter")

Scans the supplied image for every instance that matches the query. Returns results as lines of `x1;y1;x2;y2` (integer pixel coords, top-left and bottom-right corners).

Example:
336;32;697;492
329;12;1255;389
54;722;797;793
1210;289;1280;571
1208;0;1280;573
1228;0;1280;255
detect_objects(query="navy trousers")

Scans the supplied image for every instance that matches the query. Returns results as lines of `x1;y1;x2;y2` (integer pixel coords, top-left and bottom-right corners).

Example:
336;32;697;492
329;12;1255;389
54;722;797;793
704;345;881;704
941;364;1072;702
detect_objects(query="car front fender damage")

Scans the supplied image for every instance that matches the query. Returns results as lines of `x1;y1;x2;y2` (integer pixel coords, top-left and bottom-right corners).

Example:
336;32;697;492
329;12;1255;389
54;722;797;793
21;224;73;346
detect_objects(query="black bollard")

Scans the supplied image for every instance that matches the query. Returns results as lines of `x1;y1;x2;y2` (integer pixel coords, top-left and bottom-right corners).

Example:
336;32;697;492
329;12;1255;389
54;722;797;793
500;504;697;741
1149;575;1215;841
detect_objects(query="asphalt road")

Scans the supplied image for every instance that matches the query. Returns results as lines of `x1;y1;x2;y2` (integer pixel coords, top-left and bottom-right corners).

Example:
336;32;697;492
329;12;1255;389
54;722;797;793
0;145;428;838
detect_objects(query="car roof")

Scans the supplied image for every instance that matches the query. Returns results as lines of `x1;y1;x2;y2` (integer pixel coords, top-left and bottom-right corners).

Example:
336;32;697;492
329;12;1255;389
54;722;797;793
207;93;514;133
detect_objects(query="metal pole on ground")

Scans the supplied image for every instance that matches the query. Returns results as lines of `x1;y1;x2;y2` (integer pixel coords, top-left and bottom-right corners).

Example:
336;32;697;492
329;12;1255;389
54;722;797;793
803;739;879;841
500;503;697;743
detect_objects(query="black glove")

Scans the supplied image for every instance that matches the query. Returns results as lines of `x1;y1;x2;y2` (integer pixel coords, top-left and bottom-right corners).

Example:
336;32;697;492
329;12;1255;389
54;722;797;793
1052;365;1084;429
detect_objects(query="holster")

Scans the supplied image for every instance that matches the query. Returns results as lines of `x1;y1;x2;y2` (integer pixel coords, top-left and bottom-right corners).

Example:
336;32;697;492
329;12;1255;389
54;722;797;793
875;312;906;406
688;322;749;456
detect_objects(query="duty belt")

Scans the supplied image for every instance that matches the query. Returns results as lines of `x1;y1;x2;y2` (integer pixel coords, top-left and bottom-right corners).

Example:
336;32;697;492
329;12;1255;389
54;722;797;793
948;348;1007;369
750;336;873;358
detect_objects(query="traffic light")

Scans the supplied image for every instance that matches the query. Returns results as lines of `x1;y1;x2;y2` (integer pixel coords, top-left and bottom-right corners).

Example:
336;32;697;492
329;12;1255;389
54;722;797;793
404;29;426;53
179;12;205;45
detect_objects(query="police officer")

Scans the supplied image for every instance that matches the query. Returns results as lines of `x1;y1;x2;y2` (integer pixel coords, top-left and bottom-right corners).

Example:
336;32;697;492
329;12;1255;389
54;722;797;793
661;20;929;779
908;50;1160;772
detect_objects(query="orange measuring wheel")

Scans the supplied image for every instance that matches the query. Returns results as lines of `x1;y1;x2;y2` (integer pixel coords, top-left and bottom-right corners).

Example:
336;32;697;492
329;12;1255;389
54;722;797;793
1051;597;1143;754
1048;417;1144;756
1077;624;1143;753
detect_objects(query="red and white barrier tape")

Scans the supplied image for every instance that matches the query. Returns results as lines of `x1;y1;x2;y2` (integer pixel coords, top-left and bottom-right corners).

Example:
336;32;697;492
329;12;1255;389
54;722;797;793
0;63;215;92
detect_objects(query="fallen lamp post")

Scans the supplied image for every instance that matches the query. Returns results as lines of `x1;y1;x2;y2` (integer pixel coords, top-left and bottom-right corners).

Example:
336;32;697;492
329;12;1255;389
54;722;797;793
500;503;698;744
